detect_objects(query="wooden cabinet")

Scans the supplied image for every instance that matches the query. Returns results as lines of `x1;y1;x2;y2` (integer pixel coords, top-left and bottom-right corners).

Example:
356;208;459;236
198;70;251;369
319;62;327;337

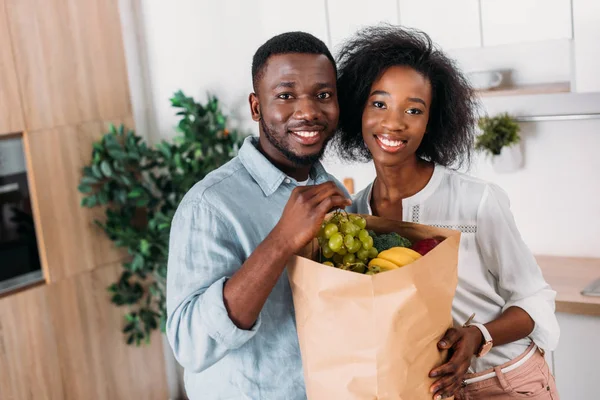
553;312;600;399
0;263;169;400
24;119;130;282
480;0;572;46
256;0;329;46
327;0;398;52
0;0;24;135
5;0;131;131
398;0;482;49
572;0;600;93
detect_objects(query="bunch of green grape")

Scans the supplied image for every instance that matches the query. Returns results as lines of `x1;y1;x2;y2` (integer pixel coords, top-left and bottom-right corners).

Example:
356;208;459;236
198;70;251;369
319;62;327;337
318;212;379;267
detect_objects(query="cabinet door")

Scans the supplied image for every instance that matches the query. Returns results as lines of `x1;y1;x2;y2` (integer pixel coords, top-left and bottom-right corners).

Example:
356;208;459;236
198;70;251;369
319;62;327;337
257;0;329;46
481;0;572;46
327;0;398;53
0;0;24;135
572;0;600;93
553;312;600;399
6;0;131;131
398;0;481;49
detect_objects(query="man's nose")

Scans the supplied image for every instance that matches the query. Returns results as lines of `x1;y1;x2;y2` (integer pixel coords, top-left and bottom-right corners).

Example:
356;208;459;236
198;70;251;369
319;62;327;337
293;98;321;121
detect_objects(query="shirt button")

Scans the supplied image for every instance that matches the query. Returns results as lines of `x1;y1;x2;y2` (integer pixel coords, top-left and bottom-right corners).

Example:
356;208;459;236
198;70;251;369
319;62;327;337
284;178;291;184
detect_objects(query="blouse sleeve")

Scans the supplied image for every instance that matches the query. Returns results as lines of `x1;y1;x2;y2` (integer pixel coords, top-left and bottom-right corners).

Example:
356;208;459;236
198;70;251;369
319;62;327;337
475;183;560;351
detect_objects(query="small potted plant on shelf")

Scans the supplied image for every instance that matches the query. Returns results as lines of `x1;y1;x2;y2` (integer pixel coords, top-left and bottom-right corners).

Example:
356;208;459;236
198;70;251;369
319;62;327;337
475;112;522;173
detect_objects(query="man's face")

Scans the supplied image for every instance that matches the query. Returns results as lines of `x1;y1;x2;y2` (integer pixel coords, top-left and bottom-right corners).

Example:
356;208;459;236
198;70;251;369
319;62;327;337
249;53;339;166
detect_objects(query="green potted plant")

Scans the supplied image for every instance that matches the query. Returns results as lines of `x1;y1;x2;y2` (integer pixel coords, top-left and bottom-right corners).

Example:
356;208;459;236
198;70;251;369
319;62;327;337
475;112;522;172
78;91;246;345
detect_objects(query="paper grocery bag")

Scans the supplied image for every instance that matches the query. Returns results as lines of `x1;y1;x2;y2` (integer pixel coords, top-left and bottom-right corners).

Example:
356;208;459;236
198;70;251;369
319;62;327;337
288;215;461;400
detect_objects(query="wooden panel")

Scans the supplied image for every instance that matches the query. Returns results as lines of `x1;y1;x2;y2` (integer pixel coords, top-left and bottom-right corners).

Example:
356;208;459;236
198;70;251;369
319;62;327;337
0;284;65;400
25;118;132;282
5;0;131;131
0;263;168;400
536;255;600;317
0;0;24;135
48;263;169;400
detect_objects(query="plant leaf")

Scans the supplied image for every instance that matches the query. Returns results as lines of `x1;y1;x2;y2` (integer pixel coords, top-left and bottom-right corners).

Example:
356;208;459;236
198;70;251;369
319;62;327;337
100;160;113;177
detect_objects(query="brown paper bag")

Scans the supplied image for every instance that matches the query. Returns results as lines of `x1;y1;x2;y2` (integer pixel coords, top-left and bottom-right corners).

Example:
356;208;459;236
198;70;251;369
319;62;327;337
288;215;461;400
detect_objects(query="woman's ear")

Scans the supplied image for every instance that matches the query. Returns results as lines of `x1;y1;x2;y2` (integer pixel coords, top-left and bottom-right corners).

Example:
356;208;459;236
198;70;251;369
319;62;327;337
249;93;261;121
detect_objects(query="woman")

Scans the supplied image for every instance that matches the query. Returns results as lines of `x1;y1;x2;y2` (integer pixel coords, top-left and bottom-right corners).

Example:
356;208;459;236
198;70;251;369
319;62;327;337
336;25;560;400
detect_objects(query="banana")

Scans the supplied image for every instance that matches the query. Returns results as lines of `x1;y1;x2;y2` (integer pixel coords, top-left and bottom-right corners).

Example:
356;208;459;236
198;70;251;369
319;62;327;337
367;258;399;271
386;247;423;261
377;247;421;267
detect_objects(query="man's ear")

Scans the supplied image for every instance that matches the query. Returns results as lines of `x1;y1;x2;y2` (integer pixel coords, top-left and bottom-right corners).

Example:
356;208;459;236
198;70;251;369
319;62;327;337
249;93;261;121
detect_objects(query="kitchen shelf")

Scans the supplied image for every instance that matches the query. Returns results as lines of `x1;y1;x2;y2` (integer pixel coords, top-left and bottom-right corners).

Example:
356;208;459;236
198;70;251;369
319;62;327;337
477;81;570;97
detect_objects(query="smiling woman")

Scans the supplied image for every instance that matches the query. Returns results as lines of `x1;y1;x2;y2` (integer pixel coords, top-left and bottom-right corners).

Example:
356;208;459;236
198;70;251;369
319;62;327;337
336;24;560;400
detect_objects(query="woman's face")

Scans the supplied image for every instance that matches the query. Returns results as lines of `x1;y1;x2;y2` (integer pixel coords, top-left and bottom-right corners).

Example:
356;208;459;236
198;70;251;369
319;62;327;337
361;65;432;167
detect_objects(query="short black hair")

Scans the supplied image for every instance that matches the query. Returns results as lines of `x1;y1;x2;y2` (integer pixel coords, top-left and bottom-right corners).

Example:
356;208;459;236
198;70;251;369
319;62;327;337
251;31;337;92
333;24;479;168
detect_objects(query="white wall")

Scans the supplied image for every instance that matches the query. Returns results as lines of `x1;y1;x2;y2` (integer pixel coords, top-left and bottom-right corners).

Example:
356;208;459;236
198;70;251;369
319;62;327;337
131;1;600;259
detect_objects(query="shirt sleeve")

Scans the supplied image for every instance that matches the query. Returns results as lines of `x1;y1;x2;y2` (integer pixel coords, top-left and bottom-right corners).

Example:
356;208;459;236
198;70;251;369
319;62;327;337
165;200;261;373
475;183;560;351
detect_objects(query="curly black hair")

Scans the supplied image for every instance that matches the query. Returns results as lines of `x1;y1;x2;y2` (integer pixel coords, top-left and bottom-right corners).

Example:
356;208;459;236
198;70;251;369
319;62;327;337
333;24;479;168
251;31;337;92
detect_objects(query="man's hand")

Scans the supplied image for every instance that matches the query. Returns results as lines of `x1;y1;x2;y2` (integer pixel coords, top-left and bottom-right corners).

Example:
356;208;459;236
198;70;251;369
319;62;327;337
428;326;483;399
273;181;352;253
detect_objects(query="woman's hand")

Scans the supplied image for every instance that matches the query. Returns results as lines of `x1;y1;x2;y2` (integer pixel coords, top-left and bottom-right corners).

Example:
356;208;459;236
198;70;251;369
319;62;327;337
428;326;483;399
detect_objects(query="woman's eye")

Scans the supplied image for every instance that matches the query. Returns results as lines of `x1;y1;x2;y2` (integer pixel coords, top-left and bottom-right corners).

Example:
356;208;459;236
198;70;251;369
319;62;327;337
406;108;423;115
373;101;385;109
277;93;292;100
317;92;331;100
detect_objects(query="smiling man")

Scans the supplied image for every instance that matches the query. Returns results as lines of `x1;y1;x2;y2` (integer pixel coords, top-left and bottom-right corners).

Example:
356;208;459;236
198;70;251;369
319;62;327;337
165;32;351;399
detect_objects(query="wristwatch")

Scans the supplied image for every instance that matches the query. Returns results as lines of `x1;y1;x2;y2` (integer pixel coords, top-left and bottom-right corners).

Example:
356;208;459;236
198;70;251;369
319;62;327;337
463;314;493;357
465;322;493;357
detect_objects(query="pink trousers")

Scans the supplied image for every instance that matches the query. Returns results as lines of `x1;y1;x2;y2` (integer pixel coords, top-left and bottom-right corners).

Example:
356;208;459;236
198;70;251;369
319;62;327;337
455;344;559;400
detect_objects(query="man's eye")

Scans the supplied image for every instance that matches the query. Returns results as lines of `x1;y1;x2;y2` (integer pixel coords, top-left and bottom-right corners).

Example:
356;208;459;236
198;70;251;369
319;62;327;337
406;108;423;115
317;92;331;100
277;93;293;100
373;101;385;109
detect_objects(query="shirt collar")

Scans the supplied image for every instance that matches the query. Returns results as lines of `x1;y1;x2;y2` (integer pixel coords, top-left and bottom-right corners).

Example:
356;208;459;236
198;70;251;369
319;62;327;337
238;136;330;196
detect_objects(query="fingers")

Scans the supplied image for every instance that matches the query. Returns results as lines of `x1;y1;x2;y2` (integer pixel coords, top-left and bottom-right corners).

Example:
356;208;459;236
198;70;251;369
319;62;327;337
307;182;351;208
431;373;466;400
316;195;352;215
438;328;461;350
429;339;472;400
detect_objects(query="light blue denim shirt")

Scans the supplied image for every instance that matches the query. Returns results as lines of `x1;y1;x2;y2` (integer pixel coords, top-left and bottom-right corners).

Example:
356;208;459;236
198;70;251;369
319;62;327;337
166;136;349;400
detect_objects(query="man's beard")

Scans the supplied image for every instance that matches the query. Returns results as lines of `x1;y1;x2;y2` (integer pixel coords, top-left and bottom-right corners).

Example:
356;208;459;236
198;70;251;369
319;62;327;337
260;118;329;166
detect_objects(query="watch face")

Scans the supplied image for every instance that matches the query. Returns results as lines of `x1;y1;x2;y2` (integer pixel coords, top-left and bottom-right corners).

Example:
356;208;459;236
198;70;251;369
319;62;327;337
479;342;493;357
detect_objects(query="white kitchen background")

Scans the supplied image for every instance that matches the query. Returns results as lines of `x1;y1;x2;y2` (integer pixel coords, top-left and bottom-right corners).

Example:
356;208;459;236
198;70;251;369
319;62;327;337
117;1;600;399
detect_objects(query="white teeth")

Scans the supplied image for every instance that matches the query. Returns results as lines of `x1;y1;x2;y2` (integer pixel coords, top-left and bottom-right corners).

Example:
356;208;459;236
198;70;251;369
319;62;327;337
294;131;319;138
378;136;404;147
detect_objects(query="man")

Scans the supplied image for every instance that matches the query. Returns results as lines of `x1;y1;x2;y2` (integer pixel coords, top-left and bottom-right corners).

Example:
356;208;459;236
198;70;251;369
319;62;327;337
166;32;351;399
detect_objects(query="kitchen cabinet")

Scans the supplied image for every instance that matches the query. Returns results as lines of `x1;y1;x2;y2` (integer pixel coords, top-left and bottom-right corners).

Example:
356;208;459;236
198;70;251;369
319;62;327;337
572;0;600;93
25;119;130;283
256;0;329;46
480;0;572;46
398;0;481;49
0;0;24;135
327;0;398;52
553;312;600;399
6;0;131;131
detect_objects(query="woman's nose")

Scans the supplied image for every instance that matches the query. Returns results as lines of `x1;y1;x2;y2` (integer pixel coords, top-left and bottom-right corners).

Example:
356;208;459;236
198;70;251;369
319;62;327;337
381;112;408;131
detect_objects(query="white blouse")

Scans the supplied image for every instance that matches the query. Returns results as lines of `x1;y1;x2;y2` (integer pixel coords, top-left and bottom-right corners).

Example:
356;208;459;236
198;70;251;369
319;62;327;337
351;164;560;372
